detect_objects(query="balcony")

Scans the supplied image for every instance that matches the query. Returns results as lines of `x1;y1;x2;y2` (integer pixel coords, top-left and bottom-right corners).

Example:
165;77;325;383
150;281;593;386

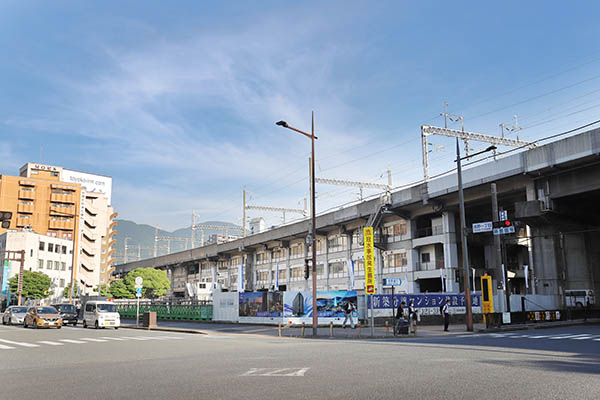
416;260;445;271
18;190;35;200
50;193;76;204
415;225;444;238
49;219;74;230
17;203;34;214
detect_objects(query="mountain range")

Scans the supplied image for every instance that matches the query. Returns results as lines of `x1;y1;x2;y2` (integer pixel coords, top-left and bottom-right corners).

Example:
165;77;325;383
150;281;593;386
113;219;243;264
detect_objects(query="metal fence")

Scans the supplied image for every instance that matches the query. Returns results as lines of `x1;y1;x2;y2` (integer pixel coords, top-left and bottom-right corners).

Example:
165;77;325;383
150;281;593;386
114;299;213;321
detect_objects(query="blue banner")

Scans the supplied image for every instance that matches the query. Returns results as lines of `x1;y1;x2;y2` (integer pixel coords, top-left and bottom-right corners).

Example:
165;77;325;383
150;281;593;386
367;293;481;309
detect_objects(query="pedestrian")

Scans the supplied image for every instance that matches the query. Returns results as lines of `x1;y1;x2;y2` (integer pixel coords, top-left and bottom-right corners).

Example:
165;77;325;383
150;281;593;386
342;301;356;329
408;300;418;334
394;301;406;335
442;299;450;331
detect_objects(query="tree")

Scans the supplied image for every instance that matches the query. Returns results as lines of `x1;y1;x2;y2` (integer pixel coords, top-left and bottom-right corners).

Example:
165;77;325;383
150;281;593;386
94;284;109;297
63;282;80;299
8;271;52;300
108;279;134;299
124;268;170;299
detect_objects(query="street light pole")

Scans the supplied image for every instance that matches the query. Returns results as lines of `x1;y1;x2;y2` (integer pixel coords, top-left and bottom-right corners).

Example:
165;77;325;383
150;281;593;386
456;140;497;332
277;112;319;337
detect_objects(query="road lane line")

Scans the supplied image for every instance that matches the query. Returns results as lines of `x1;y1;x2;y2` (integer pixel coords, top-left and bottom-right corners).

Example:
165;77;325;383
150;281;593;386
119;336;153;341
37;341;64;346
529;335;551;339
549;334;588;340
0;344;15;349
79;338;108;342
0;338;39;348
59;339;86;344
99;336;127;341
150;336;185;340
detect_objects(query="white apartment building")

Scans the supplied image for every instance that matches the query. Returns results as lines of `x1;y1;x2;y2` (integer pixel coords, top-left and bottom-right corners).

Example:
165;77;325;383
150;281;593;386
0;230;73;302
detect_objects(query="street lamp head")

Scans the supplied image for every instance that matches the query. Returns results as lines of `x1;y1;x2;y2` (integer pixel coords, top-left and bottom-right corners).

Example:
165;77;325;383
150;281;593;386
276;120;288;128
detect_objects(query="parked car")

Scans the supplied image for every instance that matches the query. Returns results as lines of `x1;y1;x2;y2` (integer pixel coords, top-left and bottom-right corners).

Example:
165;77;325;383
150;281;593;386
82;301;120;329
51;303;78;326
2;306;28;325
565;290;595;308
23;306;62;329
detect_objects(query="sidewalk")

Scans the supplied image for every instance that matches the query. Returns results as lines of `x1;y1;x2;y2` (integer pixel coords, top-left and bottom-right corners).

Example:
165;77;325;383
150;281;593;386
120;318;484;339
121;317;600;339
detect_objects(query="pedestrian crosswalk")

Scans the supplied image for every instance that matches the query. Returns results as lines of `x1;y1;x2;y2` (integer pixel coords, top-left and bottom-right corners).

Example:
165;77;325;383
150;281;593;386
0;334;186;350
456;332;600;342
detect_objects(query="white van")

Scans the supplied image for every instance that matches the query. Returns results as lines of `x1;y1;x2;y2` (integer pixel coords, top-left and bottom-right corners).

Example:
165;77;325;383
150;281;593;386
565;290;595;308
82;301;120;329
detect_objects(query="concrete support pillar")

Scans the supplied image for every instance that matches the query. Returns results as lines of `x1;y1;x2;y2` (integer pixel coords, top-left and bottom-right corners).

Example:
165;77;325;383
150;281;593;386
441;212;459;292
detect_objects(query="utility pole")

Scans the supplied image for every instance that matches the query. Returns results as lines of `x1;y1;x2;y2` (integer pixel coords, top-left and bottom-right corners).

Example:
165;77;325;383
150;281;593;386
491;183;504;312
456;138;473;331
243;188;247;237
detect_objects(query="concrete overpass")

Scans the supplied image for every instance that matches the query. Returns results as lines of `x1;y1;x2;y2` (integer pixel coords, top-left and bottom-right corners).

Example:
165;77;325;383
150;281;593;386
115;127;600;308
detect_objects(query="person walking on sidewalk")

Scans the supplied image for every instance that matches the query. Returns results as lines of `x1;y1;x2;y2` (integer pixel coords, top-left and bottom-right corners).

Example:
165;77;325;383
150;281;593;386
394;301;406;335
442;299;450;332
342;301;356;329
408;300;418;334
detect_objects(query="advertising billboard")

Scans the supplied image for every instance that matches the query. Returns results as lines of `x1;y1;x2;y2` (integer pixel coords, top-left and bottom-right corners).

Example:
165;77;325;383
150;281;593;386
62;169;113;204
239;291;283;317
283;290;357;319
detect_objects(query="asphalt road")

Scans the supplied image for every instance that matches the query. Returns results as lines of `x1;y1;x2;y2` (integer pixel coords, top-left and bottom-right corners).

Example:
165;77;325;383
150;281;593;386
0;323;598;400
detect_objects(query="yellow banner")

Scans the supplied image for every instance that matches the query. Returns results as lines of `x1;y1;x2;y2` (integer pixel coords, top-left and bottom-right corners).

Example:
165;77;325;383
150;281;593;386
363;227;375;294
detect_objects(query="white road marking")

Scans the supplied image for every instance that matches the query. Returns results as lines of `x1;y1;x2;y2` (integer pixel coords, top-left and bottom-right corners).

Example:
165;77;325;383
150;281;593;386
59;339;86;344
571;336;593;340
241;368;310;377
151;335;184;340
529;335;551;339
79;338;108;342
119;336;153;341
549;334;589;340
37;341;64;346
0;344;15;350
99;336;127;341
0;338;39;348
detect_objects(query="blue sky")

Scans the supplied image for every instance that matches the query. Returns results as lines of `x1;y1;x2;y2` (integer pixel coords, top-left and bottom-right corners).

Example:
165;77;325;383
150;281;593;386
1;1;600;230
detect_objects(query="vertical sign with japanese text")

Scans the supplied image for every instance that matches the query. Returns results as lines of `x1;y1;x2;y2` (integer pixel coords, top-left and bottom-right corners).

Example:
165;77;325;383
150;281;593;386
363;227;375;294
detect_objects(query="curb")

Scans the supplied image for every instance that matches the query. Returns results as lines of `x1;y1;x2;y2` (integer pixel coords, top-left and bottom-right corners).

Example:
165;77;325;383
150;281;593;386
477;319;600;333
121;324;206;335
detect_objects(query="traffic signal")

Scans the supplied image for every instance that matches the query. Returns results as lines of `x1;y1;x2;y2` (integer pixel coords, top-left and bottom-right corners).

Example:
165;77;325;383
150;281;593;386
0;211;12;229
304;259;310;280
492;220;518;229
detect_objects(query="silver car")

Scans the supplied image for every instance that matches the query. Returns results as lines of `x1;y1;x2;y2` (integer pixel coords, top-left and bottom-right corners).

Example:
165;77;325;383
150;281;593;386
2;306;28;325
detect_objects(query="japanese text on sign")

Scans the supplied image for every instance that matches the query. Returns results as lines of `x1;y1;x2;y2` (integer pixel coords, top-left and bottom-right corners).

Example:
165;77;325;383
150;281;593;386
363;227;375;294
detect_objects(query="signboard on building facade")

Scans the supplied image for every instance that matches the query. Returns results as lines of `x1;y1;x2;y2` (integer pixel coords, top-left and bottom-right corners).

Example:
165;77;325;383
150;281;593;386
62;169;113;204
363;227;375;294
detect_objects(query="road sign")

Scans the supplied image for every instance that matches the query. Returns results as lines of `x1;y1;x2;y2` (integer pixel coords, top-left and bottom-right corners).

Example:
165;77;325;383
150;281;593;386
383;278;402;286
472;221;493;233
135;276;143;286
363;227;375;294
493;226;515;235
499;210;507;221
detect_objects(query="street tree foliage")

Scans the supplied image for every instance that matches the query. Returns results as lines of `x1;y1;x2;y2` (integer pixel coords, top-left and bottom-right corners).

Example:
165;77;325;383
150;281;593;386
8;270;52;300
63;282;80;299
124;268;170;299
108;279;134;299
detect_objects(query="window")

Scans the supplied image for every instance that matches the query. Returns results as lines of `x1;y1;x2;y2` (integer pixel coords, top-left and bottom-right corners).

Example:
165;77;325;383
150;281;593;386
256;253;268;263
393;223;407;236
291;267;303;278
46;260;52;270
55;245;60;253
61;262;66;271
386;253;407;268
354;259;365;274
421;253;431;263
61;245;67;254
38;259;44;270
257;271;269;281
278;269;286;280
54;261;60;270
316;264;324;276
39;242;45;251
48;243;54;252
290;245;304;258
327;235;347;251
329;261;345;275
85;303;94;312
30;249;33;257
59;279;65;287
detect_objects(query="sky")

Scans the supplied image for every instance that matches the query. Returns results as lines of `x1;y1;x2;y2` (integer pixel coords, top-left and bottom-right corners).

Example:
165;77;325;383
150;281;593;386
1;1;600;231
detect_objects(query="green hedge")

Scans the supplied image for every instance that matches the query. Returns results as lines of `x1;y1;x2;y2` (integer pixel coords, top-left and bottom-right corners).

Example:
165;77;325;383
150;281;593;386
117;304;212;321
